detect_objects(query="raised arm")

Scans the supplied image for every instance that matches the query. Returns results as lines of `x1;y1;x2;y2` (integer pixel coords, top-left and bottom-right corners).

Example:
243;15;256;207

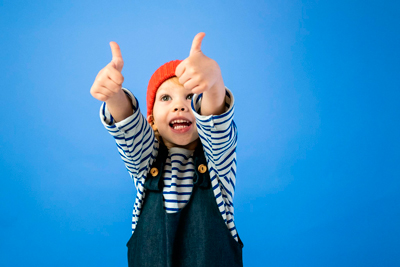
91;42;157;189
90;42;133;122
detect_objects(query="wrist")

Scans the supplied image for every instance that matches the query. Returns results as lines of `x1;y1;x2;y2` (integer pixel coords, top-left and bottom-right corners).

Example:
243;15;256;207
207;78;225;97
105;88;125;105
201;79;226;116
106;89;133;122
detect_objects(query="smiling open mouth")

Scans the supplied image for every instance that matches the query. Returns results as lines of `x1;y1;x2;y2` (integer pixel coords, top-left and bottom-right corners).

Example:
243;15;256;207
169;119;192;130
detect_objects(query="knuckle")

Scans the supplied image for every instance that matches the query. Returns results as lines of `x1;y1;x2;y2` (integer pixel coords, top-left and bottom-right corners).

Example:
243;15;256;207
175;68;182;77
189;67;197;75
90;86;99;95
96;75;105;84
97;69;104;77
119;74;124;85
104;66;112;75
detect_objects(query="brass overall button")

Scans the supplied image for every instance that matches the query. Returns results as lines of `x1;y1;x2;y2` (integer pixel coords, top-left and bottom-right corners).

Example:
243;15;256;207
150;167;159;177
198;164;207;174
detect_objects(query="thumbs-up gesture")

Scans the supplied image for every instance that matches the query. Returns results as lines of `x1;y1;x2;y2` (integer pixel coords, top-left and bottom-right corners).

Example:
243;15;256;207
176;33;226;115
175;33;225;96
90;42;125;102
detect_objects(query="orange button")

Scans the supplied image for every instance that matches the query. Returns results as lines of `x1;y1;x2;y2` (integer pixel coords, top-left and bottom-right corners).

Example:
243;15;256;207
198;164;207;174
150;167;159;177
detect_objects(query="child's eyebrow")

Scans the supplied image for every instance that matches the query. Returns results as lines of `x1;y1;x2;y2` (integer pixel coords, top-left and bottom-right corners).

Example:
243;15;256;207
155;90;173;101
155;89;168;95
156;85;172;93
156;86;176;96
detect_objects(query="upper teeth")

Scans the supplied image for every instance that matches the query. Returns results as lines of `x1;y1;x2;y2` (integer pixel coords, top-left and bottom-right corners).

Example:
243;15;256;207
171;119;189;124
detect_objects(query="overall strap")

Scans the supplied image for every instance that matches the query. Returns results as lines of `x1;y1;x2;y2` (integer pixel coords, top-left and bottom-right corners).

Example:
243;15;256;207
192;144;211;189
144;142;211;191
144;143;168;192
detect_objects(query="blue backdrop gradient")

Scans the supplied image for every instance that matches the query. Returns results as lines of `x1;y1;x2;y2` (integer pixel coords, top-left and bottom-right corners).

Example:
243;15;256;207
1;0;399;266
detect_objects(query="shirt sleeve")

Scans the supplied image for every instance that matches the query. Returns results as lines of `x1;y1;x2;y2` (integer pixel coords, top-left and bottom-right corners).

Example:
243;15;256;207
99;88;158;193
191;87;238;215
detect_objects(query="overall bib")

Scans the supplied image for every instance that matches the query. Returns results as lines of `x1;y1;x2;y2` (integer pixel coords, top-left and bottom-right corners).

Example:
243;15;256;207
126;143;244;267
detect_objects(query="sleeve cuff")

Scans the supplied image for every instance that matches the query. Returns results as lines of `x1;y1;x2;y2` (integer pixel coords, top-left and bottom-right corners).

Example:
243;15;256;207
191;87;235;130
99;88;142;136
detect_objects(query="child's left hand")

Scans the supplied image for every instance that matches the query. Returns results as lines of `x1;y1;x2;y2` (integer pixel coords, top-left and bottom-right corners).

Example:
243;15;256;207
175;33;225;96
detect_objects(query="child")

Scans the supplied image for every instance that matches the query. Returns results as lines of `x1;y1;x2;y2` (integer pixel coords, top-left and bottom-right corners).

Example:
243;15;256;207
90;33;243;267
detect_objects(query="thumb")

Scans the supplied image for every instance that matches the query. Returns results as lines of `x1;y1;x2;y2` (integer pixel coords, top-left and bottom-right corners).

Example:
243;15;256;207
189;32;206;56
109;41;124;72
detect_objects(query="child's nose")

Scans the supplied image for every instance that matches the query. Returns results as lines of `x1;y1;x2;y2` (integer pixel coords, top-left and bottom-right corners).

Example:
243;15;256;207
172;100;188;112
173;106;186;112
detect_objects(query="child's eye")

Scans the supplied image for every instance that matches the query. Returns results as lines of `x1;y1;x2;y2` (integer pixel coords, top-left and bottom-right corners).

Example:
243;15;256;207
186;94;194;100
161;95;171;101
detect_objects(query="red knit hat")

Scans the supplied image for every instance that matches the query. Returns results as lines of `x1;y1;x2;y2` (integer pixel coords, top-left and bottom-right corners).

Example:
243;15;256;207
146;60;183;119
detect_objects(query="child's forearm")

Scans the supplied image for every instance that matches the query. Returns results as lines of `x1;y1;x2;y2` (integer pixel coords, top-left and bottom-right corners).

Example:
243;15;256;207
201;79;226;116
105;89;133;123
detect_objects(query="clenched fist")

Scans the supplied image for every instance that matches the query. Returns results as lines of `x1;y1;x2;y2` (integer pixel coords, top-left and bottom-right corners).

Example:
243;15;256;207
175;32;224;96
90;42;125;102
176;33;226;116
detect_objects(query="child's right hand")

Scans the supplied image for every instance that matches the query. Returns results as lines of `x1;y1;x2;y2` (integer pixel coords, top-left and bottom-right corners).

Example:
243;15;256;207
90;42;125;102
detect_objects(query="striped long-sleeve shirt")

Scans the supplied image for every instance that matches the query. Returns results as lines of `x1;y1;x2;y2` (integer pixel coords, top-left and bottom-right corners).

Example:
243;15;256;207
100;87;239;241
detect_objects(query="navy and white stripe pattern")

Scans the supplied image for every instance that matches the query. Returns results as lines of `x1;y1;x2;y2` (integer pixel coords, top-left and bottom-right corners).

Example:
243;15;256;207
162;147;195;212
100;87;238;241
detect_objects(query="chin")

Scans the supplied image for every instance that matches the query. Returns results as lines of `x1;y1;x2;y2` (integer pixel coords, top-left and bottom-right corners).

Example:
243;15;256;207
162;136;199;149
176;138;197;147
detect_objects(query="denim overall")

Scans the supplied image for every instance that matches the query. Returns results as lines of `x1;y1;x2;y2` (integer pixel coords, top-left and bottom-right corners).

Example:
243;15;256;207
126;143;244;267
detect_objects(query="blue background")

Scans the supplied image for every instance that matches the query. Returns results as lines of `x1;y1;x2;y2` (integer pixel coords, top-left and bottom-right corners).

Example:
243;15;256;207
1;0;399;266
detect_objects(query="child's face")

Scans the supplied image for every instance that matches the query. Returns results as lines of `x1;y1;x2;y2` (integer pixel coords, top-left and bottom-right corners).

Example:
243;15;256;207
152;77;199;150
